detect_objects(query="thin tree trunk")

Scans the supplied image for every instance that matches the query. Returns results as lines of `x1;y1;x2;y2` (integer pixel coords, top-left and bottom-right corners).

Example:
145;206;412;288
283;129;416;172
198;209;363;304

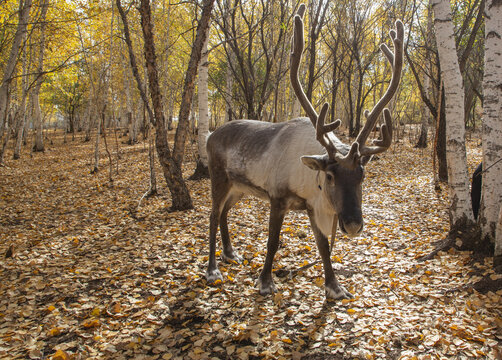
91;108;101;174
14;39;29;159
416;73;429;148
436;88;448;182
172;0;216;168
117;0;158;204
0;112;13;165
138;122;158;209
224;53;234;123
116;0;154;124
32;0;49;152
482;0;502;266
0;0;32;132
496;206;502;269
101;110;113;182
190;26;210;180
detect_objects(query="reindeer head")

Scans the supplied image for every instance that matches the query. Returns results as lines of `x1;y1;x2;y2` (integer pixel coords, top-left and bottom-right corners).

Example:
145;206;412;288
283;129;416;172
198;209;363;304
291;5;404;237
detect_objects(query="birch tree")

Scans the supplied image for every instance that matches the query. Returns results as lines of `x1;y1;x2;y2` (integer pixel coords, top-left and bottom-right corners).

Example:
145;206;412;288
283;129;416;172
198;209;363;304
430;0;477;251
32;0;50;152
190;27;210;179
13;31;30;159
481;0;502;268
0;0;32;153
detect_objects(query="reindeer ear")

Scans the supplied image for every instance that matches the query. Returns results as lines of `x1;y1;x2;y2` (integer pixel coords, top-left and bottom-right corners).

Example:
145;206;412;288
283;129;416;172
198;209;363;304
301;155;328;171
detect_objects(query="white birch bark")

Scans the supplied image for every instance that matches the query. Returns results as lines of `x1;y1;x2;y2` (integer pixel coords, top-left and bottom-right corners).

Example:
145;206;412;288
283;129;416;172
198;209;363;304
197;28;210;167
482;0;502;264
32;0;49;152
0;0;32;132
14;41;29;159
431;0;473;224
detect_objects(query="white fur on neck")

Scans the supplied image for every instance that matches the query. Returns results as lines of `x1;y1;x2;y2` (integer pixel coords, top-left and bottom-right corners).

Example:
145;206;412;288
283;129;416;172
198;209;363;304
310;181;336;237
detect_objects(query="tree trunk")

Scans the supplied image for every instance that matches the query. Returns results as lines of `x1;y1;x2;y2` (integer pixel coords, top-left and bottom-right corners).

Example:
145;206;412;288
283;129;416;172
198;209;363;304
127;112;137;144
0;112;13;165
101;111;113;183
190;26;210;180
495;206;502;269
431;0;484;255
481;0;502;262
415;73;429;148
436;88;448;182
13;38;29;160
32;0;49;152
433;0;472;220
0;0;32;132
172;0;216;168
91;108;101;174
138;0;193;211
224;53;234;124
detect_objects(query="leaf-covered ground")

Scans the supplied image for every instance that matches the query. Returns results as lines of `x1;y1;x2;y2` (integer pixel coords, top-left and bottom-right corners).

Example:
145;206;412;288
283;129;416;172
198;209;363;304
1;131;501;360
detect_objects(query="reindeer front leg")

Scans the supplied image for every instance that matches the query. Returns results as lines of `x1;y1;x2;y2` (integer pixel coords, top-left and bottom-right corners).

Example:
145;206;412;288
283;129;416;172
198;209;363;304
307;209;353;300
257;199;287;295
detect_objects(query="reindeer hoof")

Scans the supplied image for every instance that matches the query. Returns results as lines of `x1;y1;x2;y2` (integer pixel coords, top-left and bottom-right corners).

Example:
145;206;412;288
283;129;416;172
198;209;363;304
326;285;353;300
221;252;243;264
257;278;277;295
206;268;223;284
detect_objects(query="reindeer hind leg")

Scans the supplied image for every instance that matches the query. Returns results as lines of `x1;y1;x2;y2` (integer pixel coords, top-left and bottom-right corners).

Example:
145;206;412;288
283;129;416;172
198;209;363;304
206;170;231;284
220;192;244;264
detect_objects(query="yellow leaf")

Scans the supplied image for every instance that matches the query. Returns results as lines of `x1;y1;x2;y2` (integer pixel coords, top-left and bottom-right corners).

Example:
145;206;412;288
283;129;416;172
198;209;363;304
47;305;56;312
91;307;101;317
49;327;61;336
282;338;292;344
227;275;234;281
347;308;356;314
51;350;70;360
270;330;278;338
82;319;100;328
111;303;122;314
389;271;396;278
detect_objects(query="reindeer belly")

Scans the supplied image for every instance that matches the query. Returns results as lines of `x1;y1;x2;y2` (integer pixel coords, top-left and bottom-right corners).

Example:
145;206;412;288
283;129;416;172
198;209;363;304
227;168;307;211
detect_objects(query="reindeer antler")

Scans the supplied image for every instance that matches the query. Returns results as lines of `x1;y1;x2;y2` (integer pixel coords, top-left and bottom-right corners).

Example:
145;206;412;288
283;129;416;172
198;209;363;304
290;6;342;160
355;20;404;157
290;7;404;166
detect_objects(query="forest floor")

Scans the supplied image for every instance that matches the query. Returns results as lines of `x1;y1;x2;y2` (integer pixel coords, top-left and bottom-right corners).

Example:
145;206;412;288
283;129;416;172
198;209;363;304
0;129;501;360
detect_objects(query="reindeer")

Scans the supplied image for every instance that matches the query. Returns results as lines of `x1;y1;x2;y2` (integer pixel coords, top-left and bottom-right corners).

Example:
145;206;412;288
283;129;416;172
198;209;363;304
205;5;404;300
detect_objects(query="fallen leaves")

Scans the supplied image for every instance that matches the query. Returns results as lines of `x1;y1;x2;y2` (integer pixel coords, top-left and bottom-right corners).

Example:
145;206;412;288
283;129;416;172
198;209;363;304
0;132;500;359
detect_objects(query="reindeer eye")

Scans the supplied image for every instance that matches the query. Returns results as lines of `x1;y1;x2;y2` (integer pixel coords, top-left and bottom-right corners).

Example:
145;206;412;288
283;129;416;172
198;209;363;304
326;173;334;182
